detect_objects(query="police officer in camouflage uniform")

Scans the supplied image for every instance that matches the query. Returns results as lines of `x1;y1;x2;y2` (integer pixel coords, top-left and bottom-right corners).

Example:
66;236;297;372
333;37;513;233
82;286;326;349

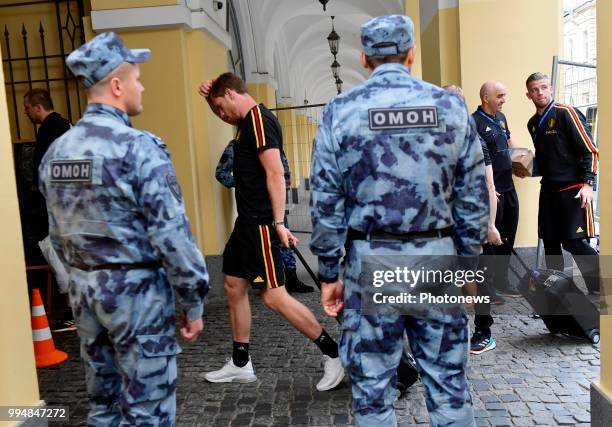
310;15;487;426
39;32;209;426
215;139;313;293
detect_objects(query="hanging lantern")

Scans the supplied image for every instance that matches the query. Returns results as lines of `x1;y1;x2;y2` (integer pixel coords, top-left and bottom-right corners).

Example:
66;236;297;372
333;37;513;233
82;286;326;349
331;58;341;79
327;16;340;56
335;77;343;94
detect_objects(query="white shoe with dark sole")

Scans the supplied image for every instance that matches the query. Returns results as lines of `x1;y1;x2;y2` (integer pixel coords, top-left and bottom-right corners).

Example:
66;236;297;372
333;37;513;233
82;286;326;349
204;358;257;383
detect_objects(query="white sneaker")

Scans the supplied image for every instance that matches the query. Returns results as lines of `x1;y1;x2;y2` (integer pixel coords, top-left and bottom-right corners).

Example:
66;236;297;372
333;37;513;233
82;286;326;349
316;356;344;391
204;358;257;383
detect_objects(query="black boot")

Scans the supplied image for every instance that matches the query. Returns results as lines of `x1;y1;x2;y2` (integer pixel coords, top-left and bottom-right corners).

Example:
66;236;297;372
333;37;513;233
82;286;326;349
396;353;419;396
285;269;314;293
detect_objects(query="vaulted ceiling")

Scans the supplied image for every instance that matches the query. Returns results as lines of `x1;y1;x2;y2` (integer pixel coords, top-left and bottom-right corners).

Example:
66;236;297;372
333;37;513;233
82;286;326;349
232;0;404;105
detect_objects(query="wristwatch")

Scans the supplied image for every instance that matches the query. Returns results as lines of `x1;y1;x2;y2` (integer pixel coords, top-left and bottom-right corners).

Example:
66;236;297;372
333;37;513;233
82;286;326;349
584;179;595;187
272;220;284;227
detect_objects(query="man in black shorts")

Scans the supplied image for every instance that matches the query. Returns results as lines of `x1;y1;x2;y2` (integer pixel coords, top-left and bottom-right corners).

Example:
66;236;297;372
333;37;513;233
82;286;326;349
198;73;344;391
526;72;599;294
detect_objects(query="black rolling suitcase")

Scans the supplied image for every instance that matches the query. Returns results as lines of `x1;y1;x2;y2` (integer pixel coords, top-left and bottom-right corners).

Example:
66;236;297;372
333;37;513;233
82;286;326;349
509;248;600;344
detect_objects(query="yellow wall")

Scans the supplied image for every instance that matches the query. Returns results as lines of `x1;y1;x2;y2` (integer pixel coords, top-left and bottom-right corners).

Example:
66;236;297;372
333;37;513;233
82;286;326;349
0;44;40;415
597;0;612;395
294;113;302;182
83;16;95;41
297;114;309;182
292;109;301;187
420;10;441;86
277;104;301;188
457;0;562;247
438;7;460;87
186;30;236;248
597;0;612;317
405;0;422;79
247;83;277;109
420;3;460;87
117;28;233;255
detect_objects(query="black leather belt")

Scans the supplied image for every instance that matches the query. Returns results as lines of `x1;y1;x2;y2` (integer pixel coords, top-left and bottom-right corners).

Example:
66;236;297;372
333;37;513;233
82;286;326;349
71;261;161;272
347;227;453;242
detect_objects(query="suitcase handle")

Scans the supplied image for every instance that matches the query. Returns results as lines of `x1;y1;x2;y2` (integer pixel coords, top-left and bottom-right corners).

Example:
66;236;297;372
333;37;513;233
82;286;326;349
509;247;532;273
290;244;322;290
507;261;523;280
502;238;533;273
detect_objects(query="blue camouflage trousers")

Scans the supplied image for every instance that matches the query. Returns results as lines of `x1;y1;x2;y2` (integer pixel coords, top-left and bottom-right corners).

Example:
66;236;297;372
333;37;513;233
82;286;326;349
280;246;297;271
68;267;181;427
281;217;297;271
340;238;475;427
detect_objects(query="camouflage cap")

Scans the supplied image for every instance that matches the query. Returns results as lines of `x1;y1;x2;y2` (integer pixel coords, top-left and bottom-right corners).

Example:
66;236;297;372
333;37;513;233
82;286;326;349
361;15;414;57
66;32;150;88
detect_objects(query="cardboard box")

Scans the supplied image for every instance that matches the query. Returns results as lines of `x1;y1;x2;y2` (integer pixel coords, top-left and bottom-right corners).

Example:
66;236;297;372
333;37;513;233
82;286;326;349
510;147;534;177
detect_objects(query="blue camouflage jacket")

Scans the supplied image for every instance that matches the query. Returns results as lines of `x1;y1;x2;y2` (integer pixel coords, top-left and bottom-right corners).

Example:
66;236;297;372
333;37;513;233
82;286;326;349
39;103;209;320
309;63;488;281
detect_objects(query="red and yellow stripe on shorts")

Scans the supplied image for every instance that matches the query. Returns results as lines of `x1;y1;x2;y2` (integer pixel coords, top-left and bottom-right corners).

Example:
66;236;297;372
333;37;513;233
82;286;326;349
258;225;279;288
559;183;596;238
585;202;596;238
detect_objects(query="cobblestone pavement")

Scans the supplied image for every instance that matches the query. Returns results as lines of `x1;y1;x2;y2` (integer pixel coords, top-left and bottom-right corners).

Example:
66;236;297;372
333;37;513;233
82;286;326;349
39;238;600;426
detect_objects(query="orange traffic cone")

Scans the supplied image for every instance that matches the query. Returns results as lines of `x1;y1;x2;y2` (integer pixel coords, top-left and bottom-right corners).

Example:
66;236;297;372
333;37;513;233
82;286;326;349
31;288;68;367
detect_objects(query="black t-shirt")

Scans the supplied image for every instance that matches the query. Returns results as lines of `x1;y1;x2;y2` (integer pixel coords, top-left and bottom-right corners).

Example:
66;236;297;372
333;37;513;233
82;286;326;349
234;104;283;223
25;112;71;250
527;101;597;186
472;107;513;192
35;112;71;178
479;135;491;167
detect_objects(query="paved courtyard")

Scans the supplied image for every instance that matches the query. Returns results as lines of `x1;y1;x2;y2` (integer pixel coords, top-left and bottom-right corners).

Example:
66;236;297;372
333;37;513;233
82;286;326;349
38;234;600;426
